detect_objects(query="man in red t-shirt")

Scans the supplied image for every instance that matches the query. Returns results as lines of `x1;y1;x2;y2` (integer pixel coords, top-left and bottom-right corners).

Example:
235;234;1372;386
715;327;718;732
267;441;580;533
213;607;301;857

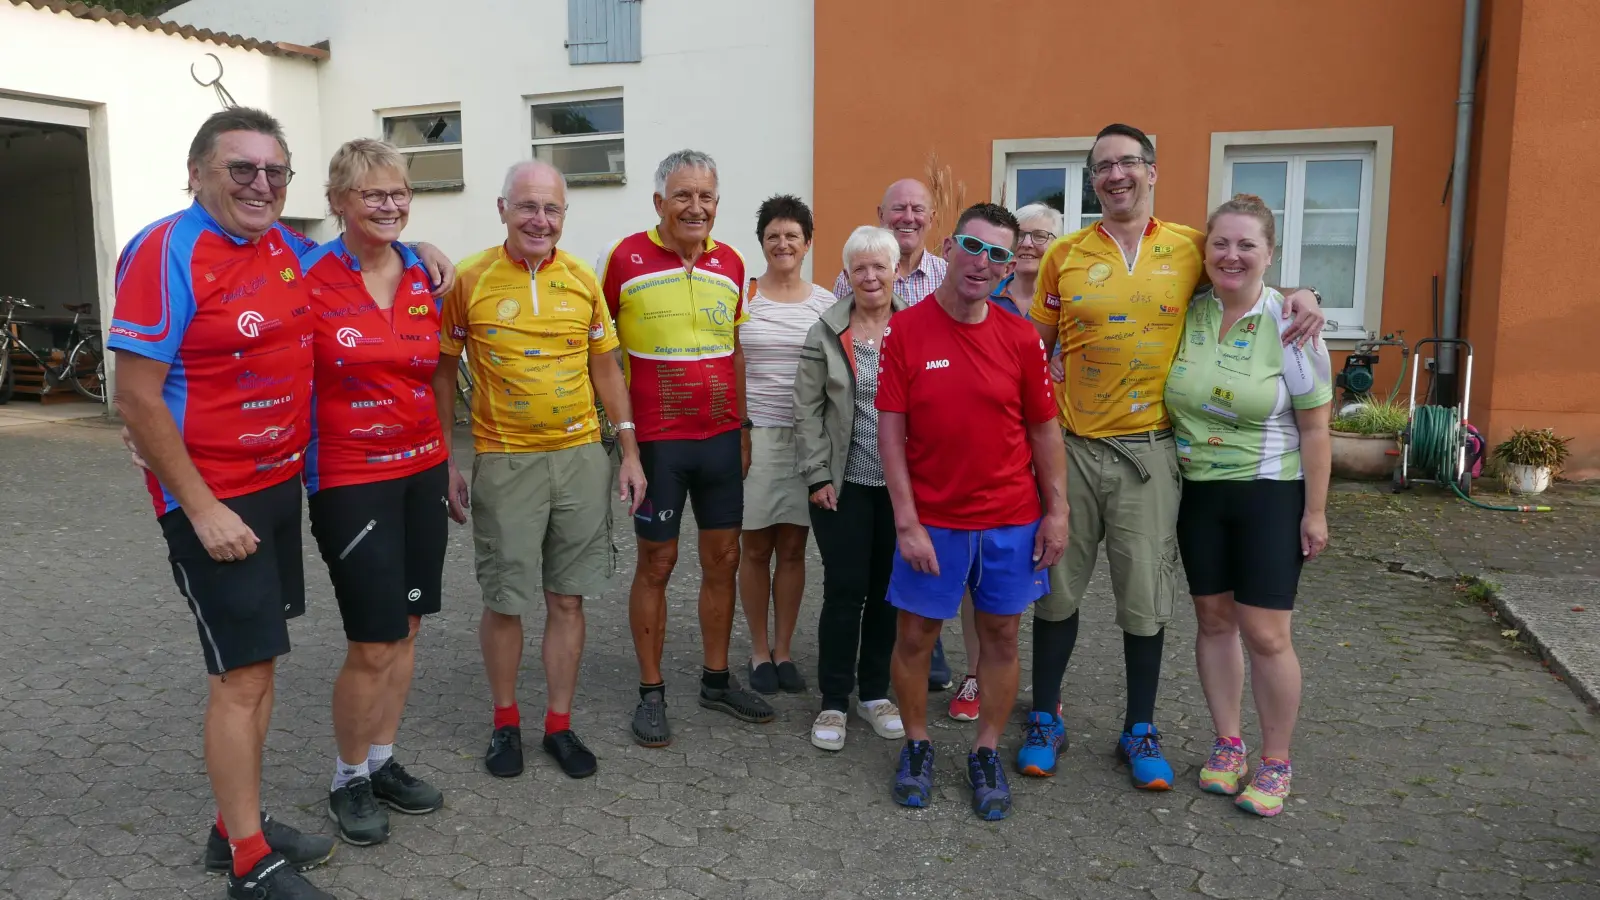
876;203;1068;821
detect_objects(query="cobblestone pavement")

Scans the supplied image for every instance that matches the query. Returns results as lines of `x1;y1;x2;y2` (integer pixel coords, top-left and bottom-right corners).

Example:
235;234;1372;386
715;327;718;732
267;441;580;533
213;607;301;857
1;419;1597;900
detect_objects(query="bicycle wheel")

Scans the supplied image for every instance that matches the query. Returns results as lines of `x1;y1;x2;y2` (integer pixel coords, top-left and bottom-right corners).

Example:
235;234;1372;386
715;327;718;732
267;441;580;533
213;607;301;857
0;343;11;405
66;336;105;402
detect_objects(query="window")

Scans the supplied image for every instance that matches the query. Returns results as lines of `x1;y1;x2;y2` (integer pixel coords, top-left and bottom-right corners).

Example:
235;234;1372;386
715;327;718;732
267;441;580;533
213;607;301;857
991;137;1140;235
1210;128;1394;340
382;108;462;191
528;96;624;186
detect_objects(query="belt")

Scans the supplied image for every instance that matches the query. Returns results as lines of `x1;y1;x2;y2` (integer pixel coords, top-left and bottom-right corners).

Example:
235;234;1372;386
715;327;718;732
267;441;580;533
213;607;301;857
1063;428;1173;484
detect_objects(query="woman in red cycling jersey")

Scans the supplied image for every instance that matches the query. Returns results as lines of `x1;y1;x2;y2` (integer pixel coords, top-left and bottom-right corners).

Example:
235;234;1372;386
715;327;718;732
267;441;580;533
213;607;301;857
299;139;450;848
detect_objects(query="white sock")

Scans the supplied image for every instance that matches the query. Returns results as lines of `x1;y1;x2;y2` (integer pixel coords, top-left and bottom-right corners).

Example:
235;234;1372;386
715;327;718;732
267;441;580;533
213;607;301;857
367;743;395;770
332;757;368;792
859;699;903;732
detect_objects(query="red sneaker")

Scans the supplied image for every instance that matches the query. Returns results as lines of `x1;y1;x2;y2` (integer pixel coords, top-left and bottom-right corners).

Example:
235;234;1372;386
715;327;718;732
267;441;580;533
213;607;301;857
948;675;980;721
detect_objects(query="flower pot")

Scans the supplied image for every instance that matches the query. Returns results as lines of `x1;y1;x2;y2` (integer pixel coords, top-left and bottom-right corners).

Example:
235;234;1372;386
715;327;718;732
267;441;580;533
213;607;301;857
1329;430;1398;481
1506;463;1551;495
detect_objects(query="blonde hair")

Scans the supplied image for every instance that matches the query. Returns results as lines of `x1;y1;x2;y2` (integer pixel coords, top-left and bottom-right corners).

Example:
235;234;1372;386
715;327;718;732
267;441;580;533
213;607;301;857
325;138;409;224
841;225;901;275
1207;193;1276;250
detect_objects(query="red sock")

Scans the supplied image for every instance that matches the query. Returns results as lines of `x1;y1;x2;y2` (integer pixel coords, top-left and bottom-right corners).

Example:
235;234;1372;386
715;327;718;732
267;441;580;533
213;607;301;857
544;710;571;735
493;703;520;730
230;830;270;877
215;812;228;839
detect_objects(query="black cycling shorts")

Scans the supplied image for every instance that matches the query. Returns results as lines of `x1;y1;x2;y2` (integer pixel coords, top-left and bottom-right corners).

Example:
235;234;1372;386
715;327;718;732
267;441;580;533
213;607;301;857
160;476;305;676
1176;478;1306;611
633;429;743;541
308;462;448;643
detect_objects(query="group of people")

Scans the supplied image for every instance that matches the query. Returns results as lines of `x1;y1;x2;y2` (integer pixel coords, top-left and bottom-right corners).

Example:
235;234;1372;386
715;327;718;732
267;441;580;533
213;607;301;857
110;108;1331;900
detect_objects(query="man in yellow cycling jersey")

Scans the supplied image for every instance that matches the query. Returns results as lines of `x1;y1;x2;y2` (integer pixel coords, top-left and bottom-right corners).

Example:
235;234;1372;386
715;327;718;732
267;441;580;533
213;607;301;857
598;150;775;746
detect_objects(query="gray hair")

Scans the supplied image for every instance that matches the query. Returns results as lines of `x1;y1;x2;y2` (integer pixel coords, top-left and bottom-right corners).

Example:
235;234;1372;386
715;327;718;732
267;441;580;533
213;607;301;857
1014;202;1063;236
842;225;901;275
654;149;718;195
501;159;567;198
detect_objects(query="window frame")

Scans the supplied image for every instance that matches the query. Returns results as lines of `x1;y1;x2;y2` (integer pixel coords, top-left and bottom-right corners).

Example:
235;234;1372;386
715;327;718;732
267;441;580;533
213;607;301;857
1209;127;1394;345
379;103;464;193
527;90;626;187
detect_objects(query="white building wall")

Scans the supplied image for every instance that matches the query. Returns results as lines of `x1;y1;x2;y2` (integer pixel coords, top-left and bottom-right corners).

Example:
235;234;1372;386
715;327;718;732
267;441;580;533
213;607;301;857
0;2;324;398
167;0;817;273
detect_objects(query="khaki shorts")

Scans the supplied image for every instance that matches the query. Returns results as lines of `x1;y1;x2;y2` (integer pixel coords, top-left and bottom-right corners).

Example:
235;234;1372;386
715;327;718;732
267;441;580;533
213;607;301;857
742;426;810;531
471;442;615;614
1037;431;1181;636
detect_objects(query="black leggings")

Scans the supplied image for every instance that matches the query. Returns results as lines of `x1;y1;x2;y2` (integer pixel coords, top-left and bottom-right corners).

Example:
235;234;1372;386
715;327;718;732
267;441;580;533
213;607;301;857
811;481;898;711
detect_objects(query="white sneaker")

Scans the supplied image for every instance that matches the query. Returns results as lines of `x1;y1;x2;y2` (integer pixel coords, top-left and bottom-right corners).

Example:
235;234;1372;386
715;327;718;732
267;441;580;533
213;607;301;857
856;699;905;739
810;709;847;751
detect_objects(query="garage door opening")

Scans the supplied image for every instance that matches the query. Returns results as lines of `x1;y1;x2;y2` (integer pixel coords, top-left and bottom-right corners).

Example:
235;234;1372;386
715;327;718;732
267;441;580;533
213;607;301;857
0;117;105;406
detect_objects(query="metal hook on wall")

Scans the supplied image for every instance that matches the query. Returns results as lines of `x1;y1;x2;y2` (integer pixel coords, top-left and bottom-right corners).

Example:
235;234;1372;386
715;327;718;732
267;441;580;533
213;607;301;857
190;52;238;109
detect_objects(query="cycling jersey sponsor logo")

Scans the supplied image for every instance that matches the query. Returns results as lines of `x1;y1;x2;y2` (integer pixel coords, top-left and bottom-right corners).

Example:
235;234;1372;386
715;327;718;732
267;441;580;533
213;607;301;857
238;370;292;391
349;424;402;439
1152;244;1174;258
1129;291;1154;304
351;398;395;409
108;325;141;340
1086;343;1121;353
411;282;426;292
409;356;438;368
1127;390;1153;399
1107;315;1132;324
630;253;644;264
1212;387;1235;404
1044;293;1061;310
553;385;582;397
341;375;388;392
698;299;737;326
495;298;520;323
254;449;303;471
337;327;383;348
1080;358;1118;368
589;323;606;340
241;395;293;411
1128;358;1159;371
566;338;583;347
1104;331;1135;341
237;310;283;338
1158;304;1181;317
566;421;586;433
319;303;378;319
223;275;266;304
1154;263;1178;277
397;333;432;342
1086;263;1112;285
1201;403;1237;420
524;349;542;357
1136;340;1166;350
450;325;467;339
407;304;431;317
1189;332;1206;344
1207;436;1224;445
279;267;296;283
1081;366;1102;380
1143;323;1174;333
1245;321;1258;332
924;359;950;370
364;439;441;464
239;425;294;447
412;386;429;399
1131;402;1151;412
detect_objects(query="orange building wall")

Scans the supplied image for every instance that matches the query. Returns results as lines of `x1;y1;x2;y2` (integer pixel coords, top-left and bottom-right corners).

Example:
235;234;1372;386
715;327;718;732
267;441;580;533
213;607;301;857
815;0;1466;378
1479;0;1600;478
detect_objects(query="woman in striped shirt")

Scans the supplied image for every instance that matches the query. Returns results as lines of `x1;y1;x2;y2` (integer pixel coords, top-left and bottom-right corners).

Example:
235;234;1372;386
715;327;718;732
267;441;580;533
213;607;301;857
738;195;836;696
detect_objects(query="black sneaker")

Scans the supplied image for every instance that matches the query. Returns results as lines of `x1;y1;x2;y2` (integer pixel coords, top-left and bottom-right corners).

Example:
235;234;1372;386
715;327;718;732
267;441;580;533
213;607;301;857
542;729;599;779
227;852;337;899
485;725;524;778
327;777;389;846
698;676;776;723
631;692;672;747
204;813;336;874
370;758;443;814
747;659;779;695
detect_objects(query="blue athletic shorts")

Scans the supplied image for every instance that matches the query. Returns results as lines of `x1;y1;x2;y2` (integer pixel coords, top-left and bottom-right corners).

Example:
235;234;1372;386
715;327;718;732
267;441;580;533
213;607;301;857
887;521;1050;620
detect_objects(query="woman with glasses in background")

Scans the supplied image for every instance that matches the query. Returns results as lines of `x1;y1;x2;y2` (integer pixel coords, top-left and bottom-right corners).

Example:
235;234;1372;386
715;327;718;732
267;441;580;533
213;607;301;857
298;139;451;847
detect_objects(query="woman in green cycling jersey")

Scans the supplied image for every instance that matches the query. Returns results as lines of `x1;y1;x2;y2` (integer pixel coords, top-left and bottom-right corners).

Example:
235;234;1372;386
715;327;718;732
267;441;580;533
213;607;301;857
1162;193;1332;817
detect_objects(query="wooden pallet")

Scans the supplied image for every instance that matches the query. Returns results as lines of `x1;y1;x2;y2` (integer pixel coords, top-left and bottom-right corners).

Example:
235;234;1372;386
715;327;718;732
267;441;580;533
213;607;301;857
6;353;95;405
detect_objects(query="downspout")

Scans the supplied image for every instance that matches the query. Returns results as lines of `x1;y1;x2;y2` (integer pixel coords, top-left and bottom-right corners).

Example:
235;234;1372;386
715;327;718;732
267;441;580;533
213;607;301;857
1437;0;1483;405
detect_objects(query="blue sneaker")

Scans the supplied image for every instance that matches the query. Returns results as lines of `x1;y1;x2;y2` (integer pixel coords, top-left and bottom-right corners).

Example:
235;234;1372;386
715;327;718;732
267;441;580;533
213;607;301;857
892;740;935;808
966;748;1012;820
928;638;953;691
1117;723;1174;791
1016;711;1066;777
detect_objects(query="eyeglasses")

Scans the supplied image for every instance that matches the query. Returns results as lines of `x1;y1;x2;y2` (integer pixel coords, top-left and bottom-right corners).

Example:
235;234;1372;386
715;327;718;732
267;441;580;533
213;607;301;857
952;234;1015;264
506;201;567;221
219;162;294;188
351;188;413;209
1089;156;1149;177
1018;229;1056;247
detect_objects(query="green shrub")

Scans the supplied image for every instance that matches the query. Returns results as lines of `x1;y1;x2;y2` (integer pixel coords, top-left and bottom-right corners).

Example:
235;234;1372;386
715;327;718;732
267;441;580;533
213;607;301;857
1331;399;1410;435
1493;428;1571;471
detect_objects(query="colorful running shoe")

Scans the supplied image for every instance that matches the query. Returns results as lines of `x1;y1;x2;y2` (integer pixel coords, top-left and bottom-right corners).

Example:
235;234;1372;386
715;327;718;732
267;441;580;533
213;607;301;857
948;676;980;721
966;748;1012;820
892;740;936;808
1198;736;1248;795
1015;711;1065;777
1236;757;1292;817
1116;723;1174;791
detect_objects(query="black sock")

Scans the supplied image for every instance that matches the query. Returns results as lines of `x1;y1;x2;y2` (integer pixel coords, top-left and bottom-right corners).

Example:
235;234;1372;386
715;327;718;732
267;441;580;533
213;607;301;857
1123;629;1166;733
639;681;665;701
1031;612;1080;716
701;667;730;691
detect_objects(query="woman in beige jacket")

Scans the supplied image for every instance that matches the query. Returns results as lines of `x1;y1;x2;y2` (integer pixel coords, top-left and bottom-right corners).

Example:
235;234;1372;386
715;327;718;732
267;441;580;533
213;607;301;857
793;225;909;751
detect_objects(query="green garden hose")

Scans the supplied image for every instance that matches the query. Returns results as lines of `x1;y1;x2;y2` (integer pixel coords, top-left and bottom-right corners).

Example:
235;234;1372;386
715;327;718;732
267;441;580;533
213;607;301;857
1408;405;1551;512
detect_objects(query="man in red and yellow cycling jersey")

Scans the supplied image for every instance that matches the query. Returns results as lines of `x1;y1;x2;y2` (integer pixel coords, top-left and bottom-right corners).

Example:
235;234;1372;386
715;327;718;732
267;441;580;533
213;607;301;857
1023;124;1325;791
435;161;646;782
598;149;776;746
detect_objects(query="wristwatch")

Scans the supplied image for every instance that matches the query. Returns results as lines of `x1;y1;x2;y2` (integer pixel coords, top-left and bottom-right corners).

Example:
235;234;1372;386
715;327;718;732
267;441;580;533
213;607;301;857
614;421;635;432
740;418;754;430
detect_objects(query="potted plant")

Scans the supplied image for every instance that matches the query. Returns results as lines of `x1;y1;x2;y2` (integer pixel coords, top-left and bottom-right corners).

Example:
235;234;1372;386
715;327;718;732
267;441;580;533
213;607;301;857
1329;399;1408;480
1493;428;1570;494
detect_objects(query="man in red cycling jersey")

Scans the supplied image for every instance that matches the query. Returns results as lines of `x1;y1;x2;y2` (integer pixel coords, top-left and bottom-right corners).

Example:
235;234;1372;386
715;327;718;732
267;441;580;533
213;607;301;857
111;109;454;900
598;149;775;746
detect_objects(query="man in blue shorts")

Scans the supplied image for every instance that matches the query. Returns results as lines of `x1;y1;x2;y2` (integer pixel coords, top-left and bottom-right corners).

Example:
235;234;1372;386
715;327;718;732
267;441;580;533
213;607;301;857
876;202;1068;820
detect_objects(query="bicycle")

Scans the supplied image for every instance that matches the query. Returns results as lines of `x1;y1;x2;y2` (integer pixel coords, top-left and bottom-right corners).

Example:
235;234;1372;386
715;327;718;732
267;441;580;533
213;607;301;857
0;296;106;404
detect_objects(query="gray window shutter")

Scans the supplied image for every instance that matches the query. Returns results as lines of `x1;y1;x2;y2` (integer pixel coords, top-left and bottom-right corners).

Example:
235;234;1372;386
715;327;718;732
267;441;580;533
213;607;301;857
566;0;642;65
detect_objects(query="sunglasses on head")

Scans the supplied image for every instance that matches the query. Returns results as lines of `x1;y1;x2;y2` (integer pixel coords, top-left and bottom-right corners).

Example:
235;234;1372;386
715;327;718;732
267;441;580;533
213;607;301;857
952;234;1015;264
